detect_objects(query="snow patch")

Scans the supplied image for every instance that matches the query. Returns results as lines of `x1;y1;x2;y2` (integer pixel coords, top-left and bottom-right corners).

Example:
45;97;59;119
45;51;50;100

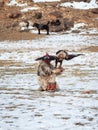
60;0;98;9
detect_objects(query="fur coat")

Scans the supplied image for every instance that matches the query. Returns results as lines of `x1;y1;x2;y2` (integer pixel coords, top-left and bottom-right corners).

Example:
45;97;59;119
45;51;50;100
37;61;59;91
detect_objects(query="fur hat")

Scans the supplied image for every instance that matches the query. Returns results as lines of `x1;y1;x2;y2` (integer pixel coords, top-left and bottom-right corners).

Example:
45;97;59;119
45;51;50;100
35;53;56;63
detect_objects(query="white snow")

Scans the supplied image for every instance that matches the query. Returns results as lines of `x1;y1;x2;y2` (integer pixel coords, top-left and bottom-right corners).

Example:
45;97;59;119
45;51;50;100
7;0;98;11
7;0;27;7
0;1;98;130
60;0;98;9
68;23;98;35
0;30;98;130
33;0;60;2
20;7;39;12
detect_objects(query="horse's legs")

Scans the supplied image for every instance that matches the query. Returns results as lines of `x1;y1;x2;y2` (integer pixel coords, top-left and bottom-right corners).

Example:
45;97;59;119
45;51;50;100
47;27;49;35
38;29;40;34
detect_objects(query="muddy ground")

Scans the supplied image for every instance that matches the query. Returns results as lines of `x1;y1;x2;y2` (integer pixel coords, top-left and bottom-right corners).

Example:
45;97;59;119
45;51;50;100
0;1;98;41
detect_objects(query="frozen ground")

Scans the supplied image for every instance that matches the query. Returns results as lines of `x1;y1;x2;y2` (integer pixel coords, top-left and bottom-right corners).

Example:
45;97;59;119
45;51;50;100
0;29;98;130
61;0;98;9
8;0;98;11
0;0;98;130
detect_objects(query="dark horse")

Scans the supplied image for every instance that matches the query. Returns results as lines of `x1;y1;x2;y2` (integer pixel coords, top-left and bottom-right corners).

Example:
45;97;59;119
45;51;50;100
33;21;50;35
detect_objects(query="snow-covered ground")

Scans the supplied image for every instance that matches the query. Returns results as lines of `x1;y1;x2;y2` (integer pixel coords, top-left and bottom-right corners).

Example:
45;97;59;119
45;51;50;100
0;1;98;130
0;30;98;130
61;0;98;9
33;0;60;2
7;0;98;12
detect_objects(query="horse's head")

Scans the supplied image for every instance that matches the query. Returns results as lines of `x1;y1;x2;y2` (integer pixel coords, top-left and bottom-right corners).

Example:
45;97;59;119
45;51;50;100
33;23;38;27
